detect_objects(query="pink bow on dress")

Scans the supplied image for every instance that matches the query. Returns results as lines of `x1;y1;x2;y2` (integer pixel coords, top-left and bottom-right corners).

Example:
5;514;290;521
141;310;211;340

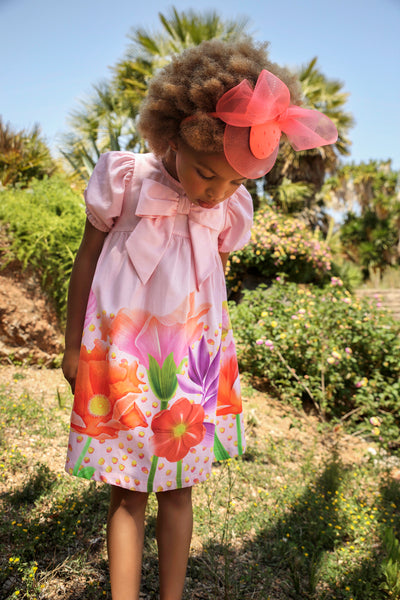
125;179;224;289
211;69;338;179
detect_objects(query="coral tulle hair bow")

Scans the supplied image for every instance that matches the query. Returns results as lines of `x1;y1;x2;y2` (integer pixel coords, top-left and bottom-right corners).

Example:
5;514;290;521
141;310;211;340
211;69;338;179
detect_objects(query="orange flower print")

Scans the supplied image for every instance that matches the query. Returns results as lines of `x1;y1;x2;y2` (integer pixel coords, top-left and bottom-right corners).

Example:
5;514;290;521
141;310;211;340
71;339;148;439
151;397;205;462
216;342;242;416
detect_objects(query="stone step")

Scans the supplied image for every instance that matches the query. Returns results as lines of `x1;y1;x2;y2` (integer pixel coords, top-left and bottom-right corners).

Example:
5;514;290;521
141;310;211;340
355;289;400;320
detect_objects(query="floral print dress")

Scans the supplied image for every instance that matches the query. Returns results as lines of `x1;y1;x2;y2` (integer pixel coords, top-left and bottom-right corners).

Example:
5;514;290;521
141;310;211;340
65;151;253;493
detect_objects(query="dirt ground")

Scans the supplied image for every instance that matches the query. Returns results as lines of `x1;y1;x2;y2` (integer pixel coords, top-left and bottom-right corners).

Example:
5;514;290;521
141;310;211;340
0;229;63;367
0;271;62;367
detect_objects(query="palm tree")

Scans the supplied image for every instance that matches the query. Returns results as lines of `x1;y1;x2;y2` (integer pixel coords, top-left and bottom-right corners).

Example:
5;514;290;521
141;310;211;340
325;160;400;278
60;81;140;180
60;7;250;180
325;160;399;216
264;58;354;222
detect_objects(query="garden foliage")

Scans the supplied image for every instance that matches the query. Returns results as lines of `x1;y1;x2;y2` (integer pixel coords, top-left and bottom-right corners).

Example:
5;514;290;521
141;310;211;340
325;160;400;278
341;209;399;276
226;206;333;293
0;177;85;321
0;118;55;188
230;277;400;447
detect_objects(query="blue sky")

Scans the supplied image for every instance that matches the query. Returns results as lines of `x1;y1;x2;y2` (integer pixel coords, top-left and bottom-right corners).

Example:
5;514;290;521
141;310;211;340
1;0;399;169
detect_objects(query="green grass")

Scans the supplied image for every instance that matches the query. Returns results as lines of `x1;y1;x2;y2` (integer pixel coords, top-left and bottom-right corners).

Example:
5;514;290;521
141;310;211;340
1;371;400;599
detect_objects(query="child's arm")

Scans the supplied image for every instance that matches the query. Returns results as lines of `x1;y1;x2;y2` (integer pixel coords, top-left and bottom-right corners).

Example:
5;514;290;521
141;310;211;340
62;219;108;392
219;251;229;273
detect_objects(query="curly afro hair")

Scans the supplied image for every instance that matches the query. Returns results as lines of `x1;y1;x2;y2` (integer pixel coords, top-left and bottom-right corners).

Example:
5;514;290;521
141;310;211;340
137;37;303;157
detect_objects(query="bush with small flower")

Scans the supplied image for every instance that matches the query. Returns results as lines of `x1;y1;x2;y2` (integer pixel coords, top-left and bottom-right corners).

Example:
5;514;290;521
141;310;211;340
226;206;333;293
230;277;400;447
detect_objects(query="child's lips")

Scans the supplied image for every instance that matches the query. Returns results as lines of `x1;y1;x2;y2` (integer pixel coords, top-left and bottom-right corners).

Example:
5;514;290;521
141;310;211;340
197;200;214;209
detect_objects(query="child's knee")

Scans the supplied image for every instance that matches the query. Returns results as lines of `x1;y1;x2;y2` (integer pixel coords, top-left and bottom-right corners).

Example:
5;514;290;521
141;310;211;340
110;485;149;513
156;486;192;511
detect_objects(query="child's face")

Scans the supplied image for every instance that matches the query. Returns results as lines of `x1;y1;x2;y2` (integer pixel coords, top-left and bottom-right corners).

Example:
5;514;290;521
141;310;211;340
170;139;247;209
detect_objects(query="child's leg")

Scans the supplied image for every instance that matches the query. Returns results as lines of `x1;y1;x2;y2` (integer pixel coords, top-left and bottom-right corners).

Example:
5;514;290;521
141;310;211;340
156;487;193;600
107;486;149;600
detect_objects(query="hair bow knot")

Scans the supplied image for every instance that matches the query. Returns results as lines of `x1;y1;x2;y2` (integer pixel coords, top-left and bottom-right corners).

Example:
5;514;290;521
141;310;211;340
211;69;338;179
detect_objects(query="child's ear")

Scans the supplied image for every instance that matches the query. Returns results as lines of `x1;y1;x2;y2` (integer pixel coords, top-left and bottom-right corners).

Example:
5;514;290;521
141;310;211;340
168;139;178;153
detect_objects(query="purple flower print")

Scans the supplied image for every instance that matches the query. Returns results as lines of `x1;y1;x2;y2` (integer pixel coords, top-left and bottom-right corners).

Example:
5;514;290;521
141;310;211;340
177;336;221;447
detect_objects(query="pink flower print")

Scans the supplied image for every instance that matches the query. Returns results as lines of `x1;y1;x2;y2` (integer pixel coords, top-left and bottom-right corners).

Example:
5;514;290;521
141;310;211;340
110;291;210;370
84;289;97;329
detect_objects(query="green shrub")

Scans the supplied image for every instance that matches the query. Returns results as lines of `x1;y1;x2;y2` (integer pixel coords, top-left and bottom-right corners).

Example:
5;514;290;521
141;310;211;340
230;278;400;447
340;210;399;277
226;207;333;293
0;119;56;188
0;176;85;323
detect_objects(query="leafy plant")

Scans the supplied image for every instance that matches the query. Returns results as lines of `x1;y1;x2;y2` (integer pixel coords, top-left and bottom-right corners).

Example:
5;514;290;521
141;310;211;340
324;160;400;279
226;206;333;293
340;209;399;277
0;176;85;322
380;527;400;598
230;278;400;445
0;117;55;188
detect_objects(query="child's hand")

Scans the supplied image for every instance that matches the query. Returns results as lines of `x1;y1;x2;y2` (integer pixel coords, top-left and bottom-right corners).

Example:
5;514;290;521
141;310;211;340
62;348;81;394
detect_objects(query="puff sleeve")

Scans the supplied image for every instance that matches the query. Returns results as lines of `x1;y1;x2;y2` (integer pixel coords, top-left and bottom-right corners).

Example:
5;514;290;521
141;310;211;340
84;151;135;232
218;186;254;253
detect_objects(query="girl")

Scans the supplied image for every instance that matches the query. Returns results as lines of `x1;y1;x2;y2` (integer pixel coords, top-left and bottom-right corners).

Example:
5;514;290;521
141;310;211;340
62;38;337;600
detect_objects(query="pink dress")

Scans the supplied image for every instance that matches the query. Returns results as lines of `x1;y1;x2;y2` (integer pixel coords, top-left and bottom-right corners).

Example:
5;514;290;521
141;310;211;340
65;151;253;493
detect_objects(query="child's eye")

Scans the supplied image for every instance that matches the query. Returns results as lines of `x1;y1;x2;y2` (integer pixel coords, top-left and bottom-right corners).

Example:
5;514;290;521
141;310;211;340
197;169;214;180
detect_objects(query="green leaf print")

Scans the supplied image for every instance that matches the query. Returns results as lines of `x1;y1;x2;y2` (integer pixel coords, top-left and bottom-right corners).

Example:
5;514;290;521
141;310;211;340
236;414;243;456
213;433;230;461
147;455;159;493
176;460;182;489
148;353;178;406
77;466;96;480
72;436;94;478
